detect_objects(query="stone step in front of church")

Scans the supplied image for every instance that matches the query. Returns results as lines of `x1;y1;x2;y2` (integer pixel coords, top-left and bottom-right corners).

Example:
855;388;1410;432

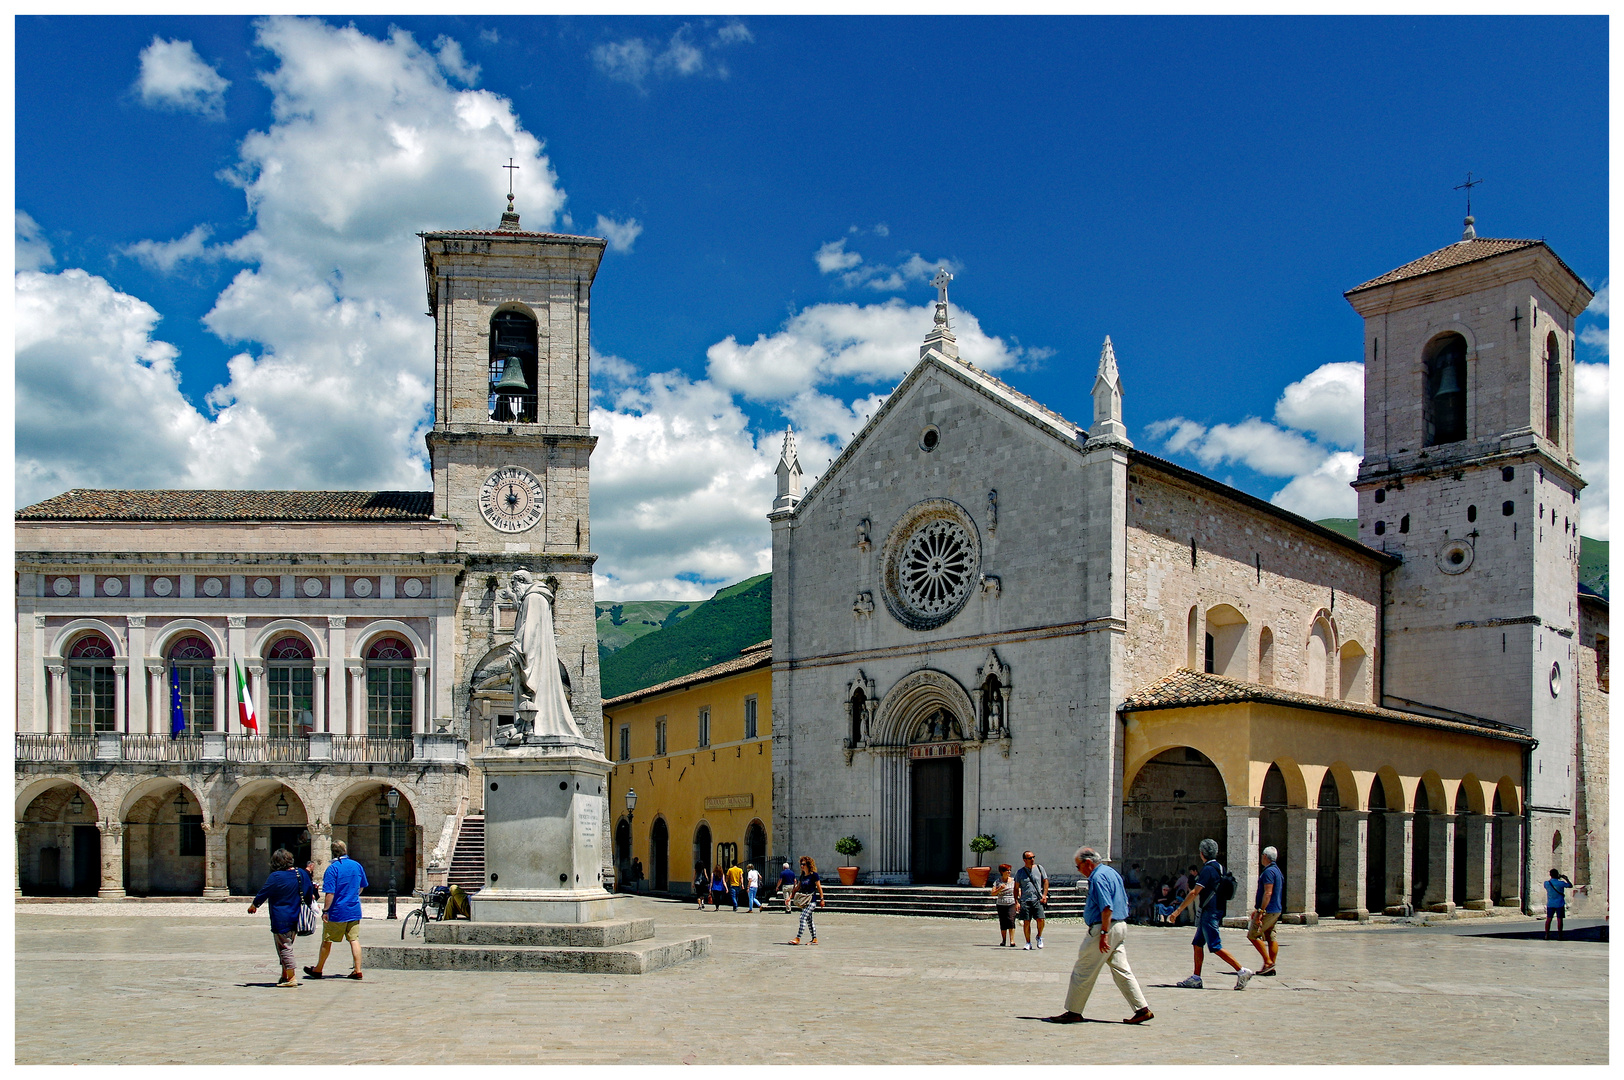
814;884;1090;920
363;918;710;975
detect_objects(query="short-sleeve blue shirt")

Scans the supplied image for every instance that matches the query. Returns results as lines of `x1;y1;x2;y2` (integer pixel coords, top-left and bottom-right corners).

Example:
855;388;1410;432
1083;863;1129;927
322;857;368;922
1256;863;1284;913
1545;878;1571;908
1196;859;1225;915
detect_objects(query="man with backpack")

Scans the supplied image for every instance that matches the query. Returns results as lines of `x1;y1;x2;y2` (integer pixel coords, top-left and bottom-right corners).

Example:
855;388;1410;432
1165;838;1254;990
1015;851;1049;950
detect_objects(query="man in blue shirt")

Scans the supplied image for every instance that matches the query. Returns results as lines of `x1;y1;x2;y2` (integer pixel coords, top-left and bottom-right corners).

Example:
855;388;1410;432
304;840;369;980
1248;845;1285;976
1544;868;1576;940
1166;838;1253;990
1043;846;1152;1025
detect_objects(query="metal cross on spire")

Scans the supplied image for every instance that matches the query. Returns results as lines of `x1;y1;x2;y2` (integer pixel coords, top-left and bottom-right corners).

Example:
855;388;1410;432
503;158;521;196
1454;171;1482;217
932;267;953;307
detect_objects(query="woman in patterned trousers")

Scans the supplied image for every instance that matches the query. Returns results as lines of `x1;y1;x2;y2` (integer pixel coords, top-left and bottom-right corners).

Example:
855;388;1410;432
789;856;826;945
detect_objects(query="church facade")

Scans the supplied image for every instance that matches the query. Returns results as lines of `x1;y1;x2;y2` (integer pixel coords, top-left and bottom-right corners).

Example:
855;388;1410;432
14;199;610;899
770;226;1606;917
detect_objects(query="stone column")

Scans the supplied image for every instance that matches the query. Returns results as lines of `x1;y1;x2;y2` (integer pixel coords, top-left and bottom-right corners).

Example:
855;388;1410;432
1496;814;1524;909
413;664;430;735
16;823;27;897
1460;812;1493;910
870;748;908;882
1337;810;1369;919
309;822;333;889
47;664;66;734
97;820;126;899
327;617;347;737
213;664;229;734
1283;808;1317;921
1383;811;1413;914
248;663;266;734
111;662;127;734
202;822;229;897
146;664;166;734
312;667;327;733
347;664;366;736
1424;813;1456;913
1225;805;1261;911
126;617;147;734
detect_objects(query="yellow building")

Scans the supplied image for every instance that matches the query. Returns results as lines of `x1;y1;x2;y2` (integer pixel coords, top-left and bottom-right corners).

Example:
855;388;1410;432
603;641;772;894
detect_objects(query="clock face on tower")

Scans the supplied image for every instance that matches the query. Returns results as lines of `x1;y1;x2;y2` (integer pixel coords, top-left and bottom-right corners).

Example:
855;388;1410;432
478;466;546;533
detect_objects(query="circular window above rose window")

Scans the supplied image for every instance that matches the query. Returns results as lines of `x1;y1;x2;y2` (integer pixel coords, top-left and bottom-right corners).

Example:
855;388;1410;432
881;499;981;631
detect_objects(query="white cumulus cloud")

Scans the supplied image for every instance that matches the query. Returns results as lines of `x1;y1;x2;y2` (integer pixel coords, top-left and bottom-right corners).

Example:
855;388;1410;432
706;298;1027;402
1269;451;1361;521
594;214;644;254
1574;361;1609;538
592;21;752;91
1273;360;1364;450
134;37;230;117
815;238;862;274
121;224;215;274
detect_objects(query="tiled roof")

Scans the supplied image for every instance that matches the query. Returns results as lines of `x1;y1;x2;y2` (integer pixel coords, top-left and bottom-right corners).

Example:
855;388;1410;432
1119;669;1535;744
16;489;436;522
603;641;772;709
1345;237;1542;294
419;229;605;244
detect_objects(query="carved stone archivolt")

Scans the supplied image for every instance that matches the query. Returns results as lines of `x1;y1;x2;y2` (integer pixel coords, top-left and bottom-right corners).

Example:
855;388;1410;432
870;668;976;748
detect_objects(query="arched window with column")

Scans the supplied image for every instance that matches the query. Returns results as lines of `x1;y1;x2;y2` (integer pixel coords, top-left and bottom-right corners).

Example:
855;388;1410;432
68;634;116;734
1545;331;1562;442
366;637;413;739
167;636;216;733
1423;332;1468;446
267;636;316;737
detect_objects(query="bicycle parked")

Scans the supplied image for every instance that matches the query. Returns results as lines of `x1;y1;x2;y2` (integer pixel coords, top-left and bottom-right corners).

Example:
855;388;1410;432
401;885;450;939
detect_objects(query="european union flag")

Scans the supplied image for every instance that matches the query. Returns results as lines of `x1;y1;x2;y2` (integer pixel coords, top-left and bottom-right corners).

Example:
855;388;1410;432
169;662;187;738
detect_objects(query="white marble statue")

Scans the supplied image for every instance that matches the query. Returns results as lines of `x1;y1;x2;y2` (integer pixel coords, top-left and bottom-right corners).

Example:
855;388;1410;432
507;570;584;741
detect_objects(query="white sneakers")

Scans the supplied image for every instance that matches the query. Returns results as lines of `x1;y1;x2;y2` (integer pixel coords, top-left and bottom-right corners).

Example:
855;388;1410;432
1022;942;1032;950
1235;968;1255;990
1036;935;1044;949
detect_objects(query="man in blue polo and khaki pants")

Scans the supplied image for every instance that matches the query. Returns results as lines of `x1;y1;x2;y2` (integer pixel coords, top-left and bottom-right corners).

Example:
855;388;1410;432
1044;846;1153;1025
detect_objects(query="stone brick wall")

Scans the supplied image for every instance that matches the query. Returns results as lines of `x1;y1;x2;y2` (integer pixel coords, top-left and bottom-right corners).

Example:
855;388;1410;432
1572;596;1608;909
1124;461;1384;701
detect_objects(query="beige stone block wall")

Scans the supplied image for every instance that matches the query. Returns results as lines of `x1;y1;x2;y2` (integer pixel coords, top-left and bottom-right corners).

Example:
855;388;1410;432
1124;463;1383;701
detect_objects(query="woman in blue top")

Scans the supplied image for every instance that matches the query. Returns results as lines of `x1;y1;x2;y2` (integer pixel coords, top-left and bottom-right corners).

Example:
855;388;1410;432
710;866;727;910
789;856;825;945
248;847;316;988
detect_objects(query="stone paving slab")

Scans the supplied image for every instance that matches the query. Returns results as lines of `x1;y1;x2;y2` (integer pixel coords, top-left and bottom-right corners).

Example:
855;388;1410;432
15;895;1608;1065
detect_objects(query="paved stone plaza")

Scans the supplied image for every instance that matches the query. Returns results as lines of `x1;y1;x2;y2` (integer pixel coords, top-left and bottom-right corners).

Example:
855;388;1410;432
15;896;1607;1065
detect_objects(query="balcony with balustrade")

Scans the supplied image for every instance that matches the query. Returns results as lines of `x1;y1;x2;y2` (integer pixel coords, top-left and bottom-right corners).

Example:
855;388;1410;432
15;731;463;767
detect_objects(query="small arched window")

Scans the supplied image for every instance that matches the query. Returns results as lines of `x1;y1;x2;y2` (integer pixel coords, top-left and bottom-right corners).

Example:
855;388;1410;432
1339;641;1369;702
167;635;216;734
1545;332;1562;442
67;633;116;735
1423;333;1468;446
1258;627;1275;686
489;310;539;423
267;636;315;737
1305;618;1333;697
365;637;414;739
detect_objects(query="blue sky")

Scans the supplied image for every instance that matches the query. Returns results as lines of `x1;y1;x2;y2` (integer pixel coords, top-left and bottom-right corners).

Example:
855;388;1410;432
15;15;1610;598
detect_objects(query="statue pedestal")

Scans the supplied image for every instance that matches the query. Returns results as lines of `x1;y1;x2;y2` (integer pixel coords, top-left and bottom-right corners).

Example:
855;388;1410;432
471;736;619;924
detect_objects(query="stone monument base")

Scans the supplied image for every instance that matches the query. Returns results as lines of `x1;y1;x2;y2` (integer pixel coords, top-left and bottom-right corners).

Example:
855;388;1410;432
363;909;710;975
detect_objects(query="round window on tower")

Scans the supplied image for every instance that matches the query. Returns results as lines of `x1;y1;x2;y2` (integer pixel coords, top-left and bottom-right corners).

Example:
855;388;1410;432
920;426;940;452
880;499;982;631
1437;539;1474;575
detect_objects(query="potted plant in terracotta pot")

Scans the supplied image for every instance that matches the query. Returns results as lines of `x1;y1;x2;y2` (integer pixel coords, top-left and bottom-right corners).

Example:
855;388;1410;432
967;833;998;887
834;836;863;885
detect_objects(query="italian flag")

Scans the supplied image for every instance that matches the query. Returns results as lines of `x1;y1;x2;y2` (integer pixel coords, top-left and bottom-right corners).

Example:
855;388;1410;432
234;657;259;734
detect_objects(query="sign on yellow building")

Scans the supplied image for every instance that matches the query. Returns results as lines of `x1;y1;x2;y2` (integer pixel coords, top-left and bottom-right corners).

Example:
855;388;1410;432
603;640;772;894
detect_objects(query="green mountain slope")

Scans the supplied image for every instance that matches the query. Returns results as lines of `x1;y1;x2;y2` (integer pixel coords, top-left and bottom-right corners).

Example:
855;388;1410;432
1316;518;1358;540
594;600;696;655
598;573;772;698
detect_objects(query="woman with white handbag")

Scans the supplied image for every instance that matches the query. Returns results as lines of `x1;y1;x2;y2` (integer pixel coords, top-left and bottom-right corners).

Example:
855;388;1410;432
788;856;825;946
247;847;317;988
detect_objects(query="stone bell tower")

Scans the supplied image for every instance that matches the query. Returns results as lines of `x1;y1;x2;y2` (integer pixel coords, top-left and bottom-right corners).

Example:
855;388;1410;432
1345;212;1593;890
420;194;607;752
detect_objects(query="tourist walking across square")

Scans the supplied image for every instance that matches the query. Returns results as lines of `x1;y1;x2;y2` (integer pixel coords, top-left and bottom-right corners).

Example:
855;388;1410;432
1043;846;1152;1025
303;840;368;980
1015;850;1049;949
778;859;798;912
746;863;763;911
990;863;1019;946
789;856;824;945
1166;838;1253;990
247;847;316;988
1248;846;1284;976
726;861;744;911
693;864;710;909
1544;868;1577;939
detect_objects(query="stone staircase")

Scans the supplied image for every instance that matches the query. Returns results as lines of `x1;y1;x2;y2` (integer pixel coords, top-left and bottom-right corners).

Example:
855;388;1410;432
447;815;485;895
815;883;1090;920
364;907;710;975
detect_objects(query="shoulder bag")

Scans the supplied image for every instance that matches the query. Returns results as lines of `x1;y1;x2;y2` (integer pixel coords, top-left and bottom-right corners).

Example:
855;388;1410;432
296;868;320;936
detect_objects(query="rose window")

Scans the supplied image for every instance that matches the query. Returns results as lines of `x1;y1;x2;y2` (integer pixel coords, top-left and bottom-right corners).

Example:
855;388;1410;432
881;499;982;630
